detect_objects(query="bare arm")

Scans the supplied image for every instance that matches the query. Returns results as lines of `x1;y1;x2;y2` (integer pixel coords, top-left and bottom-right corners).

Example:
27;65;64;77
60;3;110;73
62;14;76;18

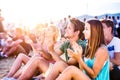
110;52;120;65
49;41;64;61
78;47;108;78
40;51;53;60
67;58;77;65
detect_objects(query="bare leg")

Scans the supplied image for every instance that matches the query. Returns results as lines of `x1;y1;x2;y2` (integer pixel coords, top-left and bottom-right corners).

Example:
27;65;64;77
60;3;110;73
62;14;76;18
13;70;22;79
56;66;90;80
6;53;30;77
17;57;49;80
45;61;68;80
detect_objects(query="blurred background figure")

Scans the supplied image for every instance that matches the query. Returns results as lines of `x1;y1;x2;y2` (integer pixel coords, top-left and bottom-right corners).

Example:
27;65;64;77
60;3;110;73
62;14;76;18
0;9;5;32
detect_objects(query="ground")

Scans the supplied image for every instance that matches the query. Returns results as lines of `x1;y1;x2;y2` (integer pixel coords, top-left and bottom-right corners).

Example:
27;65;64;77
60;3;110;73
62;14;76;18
0;57;15;79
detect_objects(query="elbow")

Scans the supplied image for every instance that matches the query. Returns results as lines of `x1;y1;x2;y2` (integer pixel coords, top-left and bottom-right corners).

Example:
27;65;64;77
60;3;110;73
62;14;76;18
91;75;97;79
116;60;120;65
89;72;98;79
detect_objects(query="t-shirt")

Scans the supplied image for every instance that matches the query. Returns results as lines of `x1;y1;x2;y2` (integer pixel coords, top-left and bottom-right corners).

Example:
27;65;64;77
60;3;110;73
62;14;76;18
60;39;86;62
107;37;120;59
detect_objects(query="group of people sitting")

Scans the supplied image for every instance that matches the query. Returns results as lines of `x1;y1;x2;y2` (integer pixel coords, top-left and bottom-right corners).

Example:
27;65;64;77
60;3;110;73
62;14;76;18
0;28;32;58
1;18;120;80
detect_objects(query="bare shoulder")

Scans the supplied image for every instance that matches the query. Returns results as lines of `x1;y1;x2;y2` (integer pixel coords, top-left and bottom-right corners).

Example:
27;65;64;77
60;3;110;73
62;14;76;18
96;45;109;59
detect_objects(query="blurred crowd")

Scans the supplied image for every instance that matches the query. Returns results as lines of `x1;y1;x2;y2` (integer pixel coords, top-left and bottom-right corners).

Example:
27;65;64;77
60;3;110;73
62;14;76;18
0;8;120;80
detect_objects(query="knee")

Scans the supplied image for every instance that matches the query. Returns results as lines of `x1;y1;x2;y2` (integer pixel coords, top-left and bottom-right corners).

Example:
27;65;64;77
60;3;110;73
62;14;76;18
67;66;77;71
18;53;25;57
54;61;68;69
33;57;41;61
17;53;26;59
33;57;45;64
54;61;63;66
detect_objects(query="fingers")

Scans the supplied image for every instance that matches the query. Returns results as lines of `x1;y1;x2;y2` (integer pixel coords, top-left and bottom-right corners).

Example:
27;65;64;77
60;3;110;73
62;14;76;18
67;48;74;57
72;41;79;49
72;41;83;54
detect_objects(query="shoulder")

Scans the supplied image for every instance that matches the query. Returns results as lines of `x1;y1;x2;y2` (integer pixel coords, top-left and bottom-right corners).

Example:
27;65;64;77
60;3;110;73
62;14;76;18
77;39;86;46
100;45;107;51
98;45;108;53
112;37;120;43
60;40;70;50
96;45;109;58
109;37;120;49
77;39;86;49
62;40;70;46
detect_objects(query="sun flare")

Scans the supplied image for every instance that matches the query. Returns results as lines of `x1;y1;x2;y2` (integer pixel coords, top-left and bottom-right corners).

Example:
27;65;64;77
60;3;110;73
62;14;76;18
0;0;120;30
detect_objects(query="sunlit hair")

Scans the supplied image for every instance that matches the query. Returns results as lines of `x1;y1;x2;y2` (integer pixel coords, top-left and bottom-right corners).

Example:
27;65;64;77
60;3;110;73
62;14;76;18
15;28;25;36
36;25;60;46
47;25;60;42
15;28;23;33
85;20;105;59
69;18;85;40
101;19;114;34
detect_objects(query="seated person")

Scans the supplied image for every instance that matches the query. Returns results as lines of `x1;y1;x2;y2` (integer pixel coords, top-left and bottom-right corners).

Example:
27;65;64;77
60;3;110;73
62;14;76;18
101;20;120;80
12;28;33;55
0;32;26;58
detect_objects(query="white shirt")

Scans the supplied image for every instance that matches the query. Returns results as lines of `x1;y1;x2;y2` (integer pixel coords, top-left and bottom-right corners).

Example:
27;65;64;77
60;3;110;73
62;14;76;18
107;37;120;59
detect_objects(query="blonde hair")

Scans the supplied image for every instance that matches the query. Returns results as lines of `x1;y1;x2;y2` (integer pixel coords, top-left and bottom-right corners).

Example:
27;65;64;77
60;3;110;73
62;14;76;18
47;25;60;42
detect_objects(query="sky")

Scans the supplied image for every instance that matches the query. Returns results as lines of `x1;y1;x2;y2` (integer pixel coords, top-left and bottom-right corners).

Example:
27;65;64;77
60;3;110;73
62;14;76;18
0;0;120;28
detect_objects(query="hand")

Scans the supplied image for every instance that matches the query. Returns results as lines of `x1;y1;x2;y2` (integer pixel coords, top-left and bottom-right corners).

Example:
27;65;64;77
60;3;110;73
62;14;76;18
15;39;23;44
110;62;113;70
24;36;33;44
67;41;83;61
44;38;55;53
47;43;54;53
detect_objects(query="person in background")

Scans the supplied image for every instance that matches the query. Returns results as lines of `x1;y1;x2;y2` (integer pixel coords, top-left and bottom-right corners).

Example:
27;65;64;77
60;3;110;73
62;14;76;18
12;28;33;55
108;16;112;20
101;19;120;80
112;16;117;37
0;9;5;32
61;17;68;37
116;16;120;38
54;19;109;80
0;32;26;58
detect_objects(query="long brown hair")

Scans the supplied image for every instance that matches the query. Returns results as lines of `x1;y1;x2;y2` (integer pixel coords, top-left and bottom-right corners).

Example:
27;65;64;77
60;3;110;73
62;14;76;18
70;18;85;40
85;20;105;59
